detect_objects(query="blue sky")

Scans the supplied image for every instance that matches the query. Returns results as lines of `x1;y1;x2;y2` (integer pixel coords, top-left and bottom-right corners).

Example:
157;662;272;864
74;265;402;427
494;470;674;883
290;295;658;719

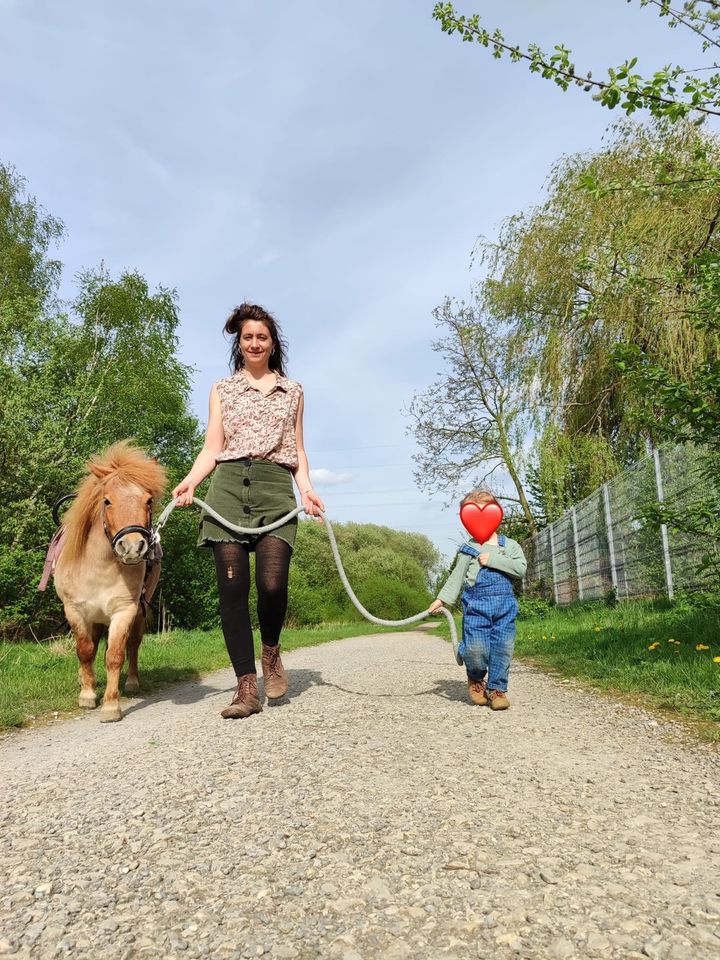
1;0;708;559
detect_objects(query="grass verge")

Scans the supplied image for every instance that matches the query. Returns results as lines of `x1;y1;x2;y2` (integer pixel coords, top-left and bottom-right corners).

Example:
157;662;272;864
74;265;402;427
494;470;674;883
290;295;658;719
0;621;413;731
515;598;720;740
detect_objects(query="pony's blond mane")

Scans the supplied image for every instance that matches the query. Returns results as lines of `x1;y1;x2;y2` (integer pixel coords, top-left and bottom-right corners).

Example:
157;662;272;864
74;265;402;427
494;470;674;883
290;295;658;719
62;441;167;566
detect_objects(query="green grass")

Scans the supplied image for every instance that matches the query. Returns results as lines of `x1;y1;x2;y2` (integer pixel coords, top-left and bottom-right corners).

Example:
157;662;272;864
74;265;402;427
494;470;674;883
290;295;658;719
6;601;719;739
515;598;720;739
0;621;412;730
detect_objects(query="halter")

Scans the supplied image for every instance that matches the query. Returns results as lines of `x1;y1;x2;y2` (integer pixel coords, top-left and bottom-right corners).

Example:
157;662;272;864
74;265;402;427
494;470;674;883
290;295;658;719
102;505;153;560
104;519;153;554
51;492;154;561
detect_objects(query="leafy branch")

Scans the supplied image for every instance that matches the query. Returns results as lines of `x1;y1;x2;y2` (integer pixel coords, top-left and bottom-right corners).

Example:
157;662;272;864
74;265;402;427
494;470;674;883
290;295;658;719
432;1;720;119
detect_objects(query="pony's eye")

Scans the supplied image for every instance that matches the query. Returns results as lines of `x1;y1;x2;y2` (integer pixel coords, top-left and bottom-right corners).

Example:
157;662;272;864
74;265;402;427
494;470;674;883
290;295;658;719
148;498;153;507
104;498;111;506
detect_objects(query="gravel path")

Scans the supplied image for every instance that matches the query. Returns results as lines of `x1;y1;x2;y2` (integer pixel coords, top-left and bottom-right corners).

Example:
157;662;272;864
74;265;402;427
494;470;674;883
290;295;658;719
1;630;719;960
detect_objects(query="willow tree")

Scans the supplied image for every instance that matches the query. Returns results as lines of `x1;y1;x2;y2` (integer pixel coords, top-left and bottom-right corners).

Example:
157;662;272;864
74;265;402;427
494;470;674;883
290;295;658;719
480;121;720;460
407;296;537;532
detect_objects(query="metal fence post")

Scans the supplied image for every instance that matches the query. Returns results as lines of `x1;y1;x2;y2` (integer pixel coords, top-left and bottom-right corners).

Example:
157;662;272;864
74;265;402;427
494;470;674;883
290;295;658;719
602;483;618;597
548;523;560;605
653;447;674;600
571;506;583;601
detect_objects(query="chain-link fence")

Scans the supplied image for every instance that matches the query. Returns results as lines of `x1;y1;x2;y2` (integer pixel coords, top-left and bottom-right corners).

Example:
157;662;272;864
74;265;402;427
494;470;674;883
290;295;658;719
523;444;718;603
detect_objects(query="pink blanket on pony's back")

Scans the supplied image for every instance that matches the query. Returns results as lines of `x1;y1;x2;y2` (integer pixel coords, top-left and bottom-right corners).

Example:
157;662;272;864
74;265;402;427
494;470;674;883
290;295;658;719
38;527;66;592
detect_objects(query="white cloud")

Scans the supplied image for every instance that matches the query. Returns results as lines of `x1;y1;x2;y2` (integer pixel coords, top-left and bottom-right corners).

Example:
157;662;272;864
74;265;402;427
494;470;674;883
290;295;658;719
310;468;353;487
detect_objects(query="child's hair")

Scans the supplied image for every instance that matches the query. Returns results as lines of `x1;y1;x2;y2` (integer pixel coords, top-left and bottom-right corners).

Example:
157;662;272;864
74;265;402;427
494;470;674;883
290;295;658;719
461;487;500;507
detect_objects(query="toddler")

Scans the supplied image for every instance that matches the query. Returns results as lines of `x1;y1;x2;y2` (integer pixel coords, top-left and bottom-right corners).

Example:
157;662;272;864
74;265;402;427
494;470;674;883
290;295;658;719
429;489;527;710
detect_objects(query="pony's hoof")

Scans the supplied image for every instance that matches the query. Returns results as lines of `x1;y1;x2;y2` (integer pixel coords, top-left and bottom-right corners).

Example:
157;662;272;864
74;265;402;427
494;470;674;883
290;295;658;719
78;693;97;709
99;704;123;723
124;678;140;695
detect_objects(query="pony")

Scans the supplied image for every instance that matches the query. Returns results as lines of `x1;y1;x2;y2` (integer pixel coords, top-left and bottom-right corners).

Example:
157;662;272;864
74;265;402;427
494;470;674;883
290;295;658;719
54;441;167;722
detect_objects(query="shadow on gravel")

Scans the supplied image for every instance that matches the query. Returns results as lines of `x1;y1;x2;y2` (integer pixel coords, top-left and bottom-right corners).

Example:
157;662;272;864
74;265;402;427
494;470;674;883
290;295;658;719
308;674;470;701
121;670;223;718
264;669;323;708
430;678;471;703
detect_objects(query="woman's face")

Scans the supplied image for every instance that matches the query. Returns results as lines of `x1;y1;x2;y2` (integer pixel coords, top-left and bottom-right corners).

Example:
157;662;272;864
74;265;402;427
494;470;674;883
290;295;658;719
240;320;274;367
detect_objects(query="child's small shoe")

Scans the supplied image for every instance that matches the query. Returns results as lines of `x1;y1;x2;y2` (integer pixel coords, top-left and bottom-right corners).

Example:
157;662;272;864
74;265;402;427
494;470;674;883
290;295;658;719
467;678;488;706
488;689;510;711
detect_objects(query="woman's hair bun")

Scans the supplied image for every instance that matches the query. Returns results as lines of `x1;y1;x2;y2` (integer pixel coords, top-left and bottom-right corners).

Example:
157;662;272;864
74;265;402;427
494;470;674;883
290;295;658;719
224;302;262;335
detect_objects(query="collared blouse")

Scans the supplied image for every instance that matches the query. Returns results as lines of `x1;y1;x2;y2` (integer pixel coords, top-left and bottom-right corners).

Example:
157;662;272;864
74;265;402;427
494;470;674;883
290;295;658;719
215;372;303;470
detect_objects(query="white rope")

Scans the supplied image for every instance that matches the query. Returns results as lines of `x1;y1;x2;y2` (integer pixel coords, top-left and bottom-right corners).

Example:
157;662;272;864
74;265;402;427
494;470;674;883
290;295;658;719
153;497;462;664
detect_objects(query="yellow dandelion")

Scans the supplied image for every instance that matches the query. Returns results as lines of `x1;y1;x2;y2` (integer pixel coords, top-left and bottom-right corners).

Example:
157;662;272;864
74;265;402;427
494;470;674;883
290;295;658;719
667;639;675;644
714;657;720;664
648;642;660;650
696;644;710;651
542;635;547;640
593;626;602;633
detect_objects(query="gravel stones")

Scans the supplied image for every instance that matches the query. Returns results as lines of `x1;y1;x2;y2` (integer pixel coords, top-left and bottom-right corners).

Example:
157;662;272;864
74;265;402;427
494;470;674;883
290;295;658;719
1;631;719;959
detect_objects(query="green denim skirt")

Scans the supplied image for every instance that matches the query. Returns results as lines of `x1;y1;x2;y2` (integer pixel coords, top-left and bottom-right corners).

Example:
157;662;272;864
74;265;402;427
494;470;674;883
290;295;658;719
198;459;298;551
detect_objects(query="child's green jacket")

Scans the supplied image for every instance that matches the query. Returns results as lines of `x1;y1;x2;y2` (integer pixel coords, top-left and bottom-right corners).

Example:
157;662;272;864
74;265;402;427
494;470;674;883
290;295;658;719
437;536;527;606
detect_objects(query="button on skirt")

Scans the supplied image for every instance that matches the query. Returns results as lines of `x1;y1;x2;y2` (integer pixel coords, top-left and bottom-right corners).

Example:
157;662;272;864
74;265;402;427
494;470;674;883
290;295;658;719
198;460;298;551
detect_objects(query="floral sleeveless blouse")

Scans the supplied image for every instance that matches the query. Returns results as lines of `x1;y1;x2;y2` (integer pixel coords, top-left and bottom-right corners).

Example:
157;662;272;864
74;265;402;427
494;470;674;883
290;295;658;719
215;373;303;470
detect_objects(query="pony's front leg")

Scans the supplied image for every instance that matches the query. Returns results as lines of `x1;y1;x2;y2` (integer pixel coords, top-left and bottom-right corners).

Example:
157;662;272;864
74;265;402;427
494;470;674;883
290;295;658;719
68;614;101;709
100;609;137;722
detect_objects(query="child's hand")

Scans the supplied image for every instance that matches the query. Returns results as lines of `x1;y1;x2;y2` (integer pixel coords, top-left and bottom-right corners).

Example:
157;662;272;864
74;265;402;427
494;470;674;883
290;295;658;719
479;552;490;566
427;599;444;614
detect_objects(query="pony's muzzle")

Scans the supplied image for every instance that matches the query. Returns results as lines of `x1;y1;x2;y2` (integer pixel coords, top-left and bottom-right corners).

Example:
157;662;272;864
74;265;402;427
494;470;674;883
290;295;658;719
115;535;149;564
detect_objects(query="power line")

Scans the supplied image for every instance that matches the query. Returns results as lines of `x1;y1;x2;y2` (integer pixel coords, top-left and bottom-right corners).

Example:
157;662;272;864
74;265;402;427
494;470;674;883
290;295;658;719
313;462;411;470
309;442;418;453
320;487;435;497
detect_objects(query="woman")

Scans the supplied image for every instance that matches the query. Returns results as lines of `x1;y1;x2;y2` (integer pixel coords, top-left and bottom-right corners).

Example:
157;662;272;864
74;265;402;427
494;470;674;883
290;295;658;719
172;303;325;719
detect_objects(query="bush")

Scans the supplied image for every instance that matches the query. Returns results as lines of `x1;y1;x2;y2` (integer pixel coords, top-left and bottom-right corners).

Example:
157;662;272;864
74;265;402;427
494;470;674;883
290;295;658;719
517;595;554;620
352;575;432;621
0;546;66;640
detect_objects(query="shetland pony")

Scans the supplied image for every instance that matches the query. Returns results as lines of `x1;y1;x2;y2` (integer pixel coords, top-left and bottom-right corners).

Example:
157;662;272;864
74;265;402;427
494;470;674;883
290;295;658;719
54;442;167;722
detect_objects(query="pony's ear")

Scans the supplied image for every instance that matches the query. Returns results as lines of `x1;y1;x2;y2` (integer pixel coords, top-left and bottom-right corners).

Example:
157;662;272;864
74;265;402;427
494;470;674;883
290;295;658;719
88;460;107;478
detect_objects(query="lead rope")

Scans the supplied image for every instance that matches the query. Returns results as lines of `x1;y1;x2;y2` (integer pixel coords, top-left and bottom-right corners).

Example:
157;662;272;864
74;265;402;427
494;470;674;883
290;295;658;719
153;498;462;665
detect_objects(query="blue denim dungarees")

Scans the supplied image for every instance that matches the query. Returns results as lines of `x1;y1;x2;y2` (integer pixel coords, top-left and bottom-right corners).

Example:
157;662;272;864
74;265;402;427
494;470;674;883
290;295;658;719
459;536;518;692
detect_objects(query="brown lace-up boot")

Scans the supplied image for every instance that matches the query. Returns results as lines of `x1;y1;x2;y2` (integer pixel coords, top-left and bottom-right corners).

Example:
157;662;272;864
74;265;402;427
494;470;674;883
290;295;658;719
261;643;288;699
489;689;510;711
221;673;262;719
467;678;488;706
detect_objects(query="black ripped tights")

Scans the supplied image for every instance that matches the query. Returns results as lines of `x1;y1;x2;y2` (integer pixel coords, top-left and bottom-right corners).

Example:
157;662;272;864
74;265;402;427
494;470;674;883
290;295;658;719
212;537;292;677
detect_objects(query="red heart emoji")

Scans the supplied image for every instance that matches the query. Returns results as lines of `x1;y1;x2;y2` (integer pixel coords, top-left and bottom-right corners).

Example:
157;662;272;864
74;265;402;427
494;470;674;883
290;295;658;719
460;501;503;544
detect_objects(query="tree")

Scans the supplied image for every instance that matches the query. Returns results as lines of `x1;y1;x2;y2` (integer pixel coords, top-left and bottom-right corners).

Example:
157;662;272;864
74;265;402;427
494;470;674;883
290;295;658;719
432;1;720;121
526;425;619;525
0;164;63;349
407;296;537;531
0;163;207;638
615;249;720;585
616;249;720;450
479;122;720;460
412;122;720;537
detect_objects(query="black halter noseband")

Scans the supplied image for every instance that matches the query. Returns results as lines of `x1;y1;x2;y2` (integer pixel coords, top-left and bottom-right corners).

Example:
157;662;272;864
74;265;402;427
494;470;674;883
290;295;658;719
105;522;153;553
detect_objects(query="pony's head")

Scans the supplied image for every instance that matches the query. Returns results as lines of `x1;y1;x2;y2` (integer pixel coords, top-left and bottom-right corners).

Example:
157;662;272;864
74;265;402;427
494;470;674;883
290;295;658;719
63;442;168;566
